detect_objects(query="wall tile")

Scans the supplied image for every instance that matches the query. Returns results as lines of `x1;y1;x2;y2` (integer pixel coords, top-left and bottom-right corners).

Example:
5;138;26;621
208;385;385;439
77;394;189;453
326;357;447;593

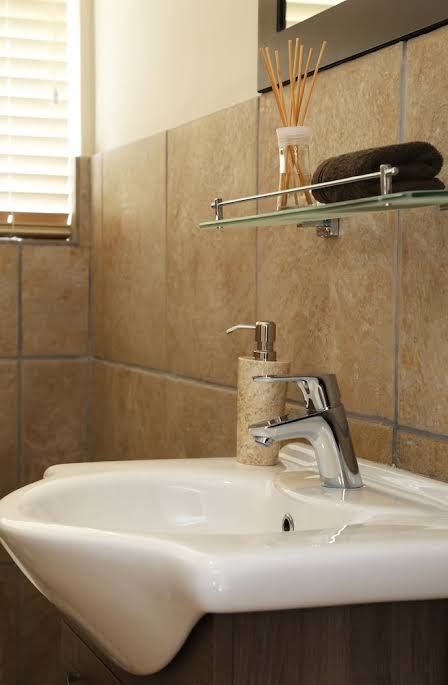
399;209;448;433
97;133;166;369
397;431;448;482
92;361;166;460
257;212;396;418
22;247;89;356
348;417;393;465
405;25;448;186
20;576;61;685
76;156;92;247
257;46;401;418
399;26;448;434
22;360;88;484
91;153;104;357
0;565;18;685
259;44;402;213
167;100;258;386
165;377;237;458
0;245;18;356
0;362;18;499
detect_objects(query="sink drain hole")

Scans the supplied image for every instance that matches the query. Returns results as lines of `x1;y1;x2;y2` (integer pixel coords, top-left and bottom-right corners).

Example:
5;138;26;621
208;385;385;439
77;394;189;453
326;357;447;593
282;513;295;532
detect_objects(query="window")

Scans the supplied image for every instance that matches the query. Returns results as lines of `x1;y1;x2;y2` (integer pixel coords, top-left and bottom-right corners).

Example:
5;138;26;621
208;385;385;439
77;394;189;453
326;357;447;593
0;0;80;238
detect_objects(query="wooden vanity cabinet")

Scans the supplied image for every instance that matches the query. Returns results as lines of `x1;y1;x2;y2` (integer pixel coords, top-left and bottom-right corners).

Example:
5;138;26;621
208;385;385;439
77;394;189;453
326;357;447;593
62;621;121;685
61;599;448;685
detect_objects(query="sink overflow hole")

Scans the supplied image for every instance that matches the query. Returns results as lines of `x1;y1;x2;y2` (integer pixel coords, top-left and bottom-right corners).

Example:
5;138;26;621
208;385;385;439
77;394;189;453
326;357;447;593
282;514;295;532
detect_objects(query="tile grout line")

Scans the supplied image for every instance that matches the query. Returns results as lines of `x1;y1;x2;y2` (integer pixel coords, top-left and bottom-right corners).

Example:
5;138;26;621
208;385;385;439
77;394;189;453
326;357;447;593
86;157;94;463
163;131;169;456
392;39;408;466
395;424;448;443
345;410;394;427
95;356;389;412
92;356;448;442
16;244;23;491
392;212;402;466
94;356;238;392
398;39;408;143
164;129;169;374
255;96;260;318
88;154;104;461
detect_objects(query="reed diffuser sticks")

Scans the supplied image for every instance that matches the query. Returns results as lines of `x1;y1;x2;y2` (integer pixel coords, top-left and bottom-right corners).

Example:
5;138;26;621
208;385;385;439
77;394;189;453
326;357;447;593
299;41;327;125
260;38;327;208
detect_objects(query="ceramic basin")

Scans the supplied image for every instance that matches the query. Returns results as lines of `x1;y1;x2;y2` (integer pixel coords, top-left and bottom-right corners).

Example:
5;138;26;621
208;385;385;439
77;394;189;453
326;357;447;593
1;443;448;675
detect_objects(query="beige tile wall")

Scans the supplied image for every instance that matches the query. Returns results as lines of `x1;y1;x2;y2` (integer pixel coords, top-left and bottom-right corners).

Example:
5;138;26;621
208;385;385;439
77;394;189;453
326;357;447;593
166;99;258;386
92;24;448;482
0;160;91;684
98;134;167;368
92;361;166;460
22;359;89;484
22;247;89;356
0;246;19;355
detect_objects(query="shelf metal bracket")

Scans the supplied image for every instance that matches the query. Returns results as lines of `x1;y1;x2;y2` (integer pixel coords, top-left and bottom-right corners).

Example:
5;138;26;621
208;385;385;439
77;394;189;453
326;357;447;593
296;218;340;238
213;197;223;222
316;219;340;238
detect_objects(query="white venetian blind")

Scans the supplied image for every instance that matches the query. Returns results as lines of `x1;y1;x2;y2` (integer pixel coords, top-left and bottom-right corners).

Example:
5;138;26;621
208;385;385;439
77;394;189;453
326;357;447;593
0;0;76;232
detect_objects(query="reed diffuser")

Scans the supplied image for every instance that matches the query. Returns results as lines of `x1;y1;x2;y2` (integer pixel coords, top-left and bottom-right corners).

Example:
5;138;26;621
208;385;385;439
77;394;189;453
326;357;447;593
260;39;327;209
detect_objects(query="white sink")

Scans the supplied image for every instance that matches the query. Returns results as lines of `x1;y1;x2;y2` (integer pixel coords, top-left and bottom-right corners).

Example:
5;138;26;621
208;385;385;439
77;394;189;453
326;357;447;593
1;443;448;675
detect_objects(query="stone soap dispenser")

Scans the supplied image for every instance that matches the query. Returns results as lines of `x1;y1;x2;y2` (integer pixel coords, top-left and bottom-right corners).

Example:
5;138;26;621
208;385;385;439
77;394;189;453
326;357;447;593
226;321;290;466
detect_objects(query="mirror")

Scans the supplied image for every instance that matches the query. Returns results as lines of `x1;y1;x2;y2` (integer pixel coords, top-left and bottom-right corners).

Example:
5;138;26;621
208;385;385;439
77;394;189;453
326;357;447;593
259;0;448;92
285;0;347;29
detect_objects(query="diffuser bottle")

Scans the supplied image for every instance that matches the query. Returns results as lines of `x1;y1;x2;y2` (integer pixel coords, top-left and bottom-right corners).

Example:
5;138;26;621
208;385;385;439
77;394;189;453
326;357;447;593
276;126;314;209
226;321;290;466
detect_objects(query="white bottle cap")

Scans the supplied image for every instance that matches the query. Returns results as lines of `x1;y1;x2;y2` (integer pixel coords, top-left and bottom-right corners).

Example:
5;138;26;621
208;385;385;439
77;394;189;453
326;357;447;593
276;126;311;147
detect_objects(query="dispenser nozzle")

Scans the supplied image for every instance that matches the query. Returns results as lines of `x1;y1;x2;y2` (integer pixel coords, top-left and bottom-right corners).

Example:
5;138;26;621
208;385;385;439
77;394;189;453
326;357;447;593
225;324;256;334
226;321;277;361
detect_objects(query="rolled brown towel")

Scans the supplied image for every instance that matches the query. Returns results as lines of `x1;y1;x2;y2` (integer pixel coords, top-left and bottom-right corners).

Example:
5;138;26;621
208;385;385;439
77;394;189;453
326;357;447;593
312;142;445;203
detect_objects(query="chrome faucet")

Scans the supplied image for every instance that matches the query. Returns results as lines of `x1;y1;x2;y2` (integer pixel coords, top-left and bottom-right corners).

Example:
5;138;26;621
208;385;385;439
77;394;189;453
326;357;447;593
249;374;363;489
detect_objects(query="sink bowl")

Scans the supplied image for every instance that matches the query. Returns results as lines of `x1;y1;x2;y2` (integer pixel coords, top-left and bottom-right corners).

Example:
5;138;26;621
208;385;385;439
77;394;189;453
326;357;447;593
1;443;448;675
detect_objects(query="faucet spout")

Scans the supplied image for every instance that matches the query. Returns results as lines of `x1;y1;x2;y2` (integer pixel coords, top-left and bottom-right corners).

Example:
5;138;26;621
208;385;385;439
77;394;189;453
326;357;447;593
249;374;363;490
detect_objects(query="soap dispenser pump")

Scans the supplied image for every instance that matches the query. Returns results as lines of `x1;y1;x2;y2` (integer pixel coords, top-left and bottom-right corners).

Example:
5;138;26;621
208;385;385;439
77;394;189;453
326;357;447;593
226;321;290;466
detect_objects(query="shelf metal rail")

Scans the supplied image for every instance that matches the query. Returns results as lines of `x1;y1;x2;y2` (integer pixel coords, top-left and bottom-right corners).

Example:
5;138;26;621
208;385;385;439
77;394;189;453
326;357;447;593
212;163;398;220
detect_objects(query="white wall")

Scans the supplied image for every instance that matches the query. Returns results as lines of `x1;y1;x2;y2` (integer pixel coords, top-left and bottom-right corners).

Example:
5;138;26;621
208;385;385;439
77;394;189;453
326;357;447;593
93;0;259;152
80;0;95;154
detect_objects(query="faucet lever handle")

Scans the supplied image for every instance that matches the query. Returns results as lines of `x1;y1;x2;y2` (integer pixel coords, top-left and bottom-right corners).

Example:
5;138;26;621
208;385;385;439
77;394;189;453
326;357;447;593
253;373;341;413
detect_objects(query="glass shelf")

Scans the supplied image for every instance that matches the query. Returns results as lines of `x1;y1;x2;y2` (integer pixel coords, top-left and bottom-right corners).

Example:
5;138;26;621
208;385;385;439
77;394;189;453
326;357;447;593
199;190;448;230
